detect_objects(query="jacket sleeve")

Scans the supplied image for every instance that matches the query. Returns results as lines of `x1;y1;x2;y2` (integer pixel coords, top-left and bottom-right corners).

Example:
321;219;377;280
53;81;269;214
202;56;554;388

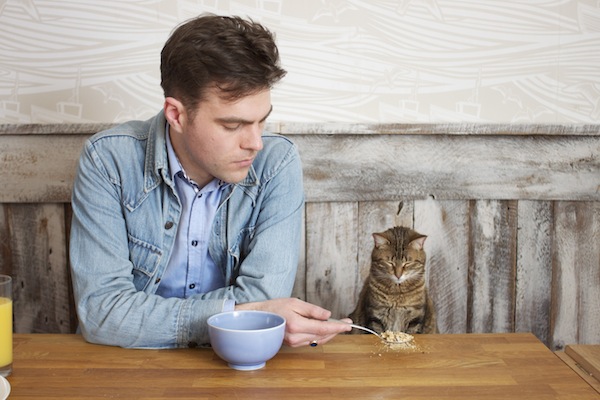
200;136;304;304
70;138;225;349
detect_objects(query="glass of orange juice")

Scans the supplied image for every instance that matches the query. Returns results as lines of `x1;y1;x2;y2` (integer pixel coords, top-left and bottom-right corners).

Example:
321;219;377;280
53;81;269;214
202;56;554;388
0;275;12;377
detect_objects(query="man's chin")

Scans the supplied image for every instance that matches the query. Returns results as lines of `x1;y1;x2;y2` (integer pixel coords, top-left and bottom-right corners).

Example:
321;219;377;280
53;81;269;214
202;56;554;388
220;170;250;185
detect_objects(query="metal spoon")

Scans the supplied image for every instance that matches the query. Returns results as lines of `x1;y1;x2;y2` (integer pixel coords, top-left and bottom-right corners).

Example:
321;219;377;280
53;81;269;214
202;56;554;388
329;319;411;344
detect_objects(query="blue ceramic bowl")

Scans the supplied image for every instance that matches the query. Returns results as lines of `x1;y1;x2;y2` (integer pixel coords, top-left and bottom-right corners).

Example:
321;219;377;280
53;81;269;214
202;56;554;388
207;310;286;371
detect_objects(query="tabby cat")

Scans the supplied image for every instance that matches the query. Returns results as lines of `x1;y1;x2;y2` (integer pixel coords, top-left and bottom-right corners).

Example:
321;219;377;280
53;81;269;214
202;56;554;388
349;226;437;334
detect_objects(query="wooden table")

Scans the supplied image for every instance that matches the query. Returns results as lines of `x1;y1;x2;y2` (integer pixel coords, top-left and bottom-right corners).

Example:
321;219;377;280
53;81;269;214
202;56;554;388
556;344;600;395
6;333;600;399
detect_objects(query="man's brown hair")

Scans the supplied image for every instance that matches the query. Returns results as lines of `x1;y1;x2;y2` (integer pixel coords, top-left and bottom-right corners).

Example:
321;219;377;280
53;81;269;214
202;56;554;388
160;14;286;114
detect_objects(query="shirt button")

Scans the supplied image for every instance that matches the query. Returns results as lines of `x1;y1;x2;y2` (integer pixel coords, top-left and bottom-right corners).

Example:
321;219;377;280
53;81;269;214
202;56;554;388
189;283;196;289
191;240;198;247
164;221;174;229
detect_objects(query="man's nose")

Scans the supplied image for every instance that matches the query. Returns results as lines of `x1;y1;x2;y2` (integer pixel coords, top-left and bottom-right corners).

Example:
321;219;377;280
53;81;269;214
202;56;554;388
243;124;264;151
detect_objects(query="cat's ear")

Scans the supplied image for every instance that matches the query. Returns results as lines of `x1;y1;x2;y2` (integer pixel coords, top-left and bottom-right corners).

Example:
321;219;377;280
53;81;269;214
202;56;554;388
373;233;390;248
408;235;427;250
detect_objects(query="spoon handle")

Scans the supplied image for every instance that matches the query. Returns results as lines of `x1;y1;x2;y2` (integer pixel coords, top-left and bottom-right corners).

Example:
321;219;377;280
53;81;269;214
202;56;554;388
328;319;382;339
329;319;412;344
347;323;383;338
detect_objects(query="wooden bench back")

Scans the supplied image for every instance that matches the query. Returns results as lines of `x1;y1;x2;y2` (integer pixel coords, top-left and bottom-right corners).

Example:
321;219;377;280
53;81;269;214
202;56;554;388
1;123;599;350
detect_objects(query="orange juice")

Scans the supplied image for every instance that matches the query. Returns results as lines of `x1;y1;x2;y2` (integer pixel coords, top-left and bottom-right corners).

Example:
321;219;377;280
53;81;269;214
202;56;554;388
0;297;12;368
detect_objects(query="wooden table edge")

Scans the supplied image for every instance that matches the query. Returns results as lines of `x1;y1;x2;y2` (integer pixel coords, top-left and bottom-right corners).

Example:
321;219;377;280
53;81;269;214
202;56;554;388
555;351;600;395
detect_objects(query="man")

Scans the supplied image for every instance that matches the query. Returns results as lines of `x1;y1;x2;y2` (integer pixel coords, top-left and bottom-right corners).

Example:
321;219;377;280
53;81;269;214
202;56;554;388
69;14;351;349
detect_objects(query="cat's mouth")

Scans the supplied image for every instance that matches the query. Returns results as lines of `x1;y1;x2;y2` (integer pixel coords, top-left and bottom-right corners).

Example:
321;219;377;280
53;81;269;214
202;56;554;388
391;274;411;285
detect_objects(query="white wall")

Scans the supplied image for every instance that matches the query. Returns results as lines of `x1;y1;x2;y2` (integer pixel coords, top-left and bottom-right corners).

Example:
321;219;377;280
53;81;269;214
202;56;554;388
1;0;599;124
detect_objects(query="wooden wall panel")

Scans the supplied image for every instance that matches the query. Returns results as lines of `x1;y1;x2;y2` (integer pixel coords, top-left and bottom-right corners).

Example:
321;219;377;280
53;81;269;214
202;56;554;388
0;205;10;276
468;200;518;333
515;201;553;346
551;201;600;350
1;123;599;351
305;202;358;319
0;134;87;202
3;126;600;203
290;207;306;300
3;203;74;333
579;202;600;344
296;134;600;202
414;198;470;334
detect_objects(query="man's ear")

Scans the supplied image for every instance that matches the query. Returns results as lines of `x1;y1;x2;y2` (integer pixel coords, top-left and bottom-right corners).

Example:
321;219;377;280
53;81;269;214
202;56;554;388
163;97;186;133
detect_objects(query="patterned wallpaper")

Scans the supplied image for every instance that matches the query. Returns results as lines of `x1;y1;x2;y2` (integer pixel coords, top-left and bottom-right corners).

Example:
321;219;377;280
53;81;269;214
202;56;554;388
0;0;599;124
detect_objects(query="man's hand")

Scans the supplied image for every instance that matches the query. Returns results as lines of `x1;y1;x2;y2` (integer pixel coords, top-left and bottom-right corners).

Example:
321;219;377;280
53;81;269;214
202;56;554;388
235;298;353;347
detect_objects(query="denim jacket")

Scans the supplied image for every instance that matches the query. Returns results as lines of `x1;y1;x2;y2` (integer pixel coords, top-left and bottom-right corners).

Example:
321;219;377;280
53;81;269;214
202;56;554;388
70;111;304;348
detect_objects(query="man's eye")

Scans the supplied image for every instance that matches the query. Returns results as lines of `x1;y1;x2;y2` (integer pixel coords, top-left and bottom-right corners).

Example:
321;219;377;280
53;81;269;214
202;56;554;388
223;124;241;131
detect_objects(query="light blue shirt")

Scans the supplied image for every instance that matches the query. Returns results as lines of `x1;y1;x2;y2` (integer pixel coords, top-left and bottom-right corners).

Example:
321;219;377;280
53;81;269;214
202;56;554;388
156;127;227;298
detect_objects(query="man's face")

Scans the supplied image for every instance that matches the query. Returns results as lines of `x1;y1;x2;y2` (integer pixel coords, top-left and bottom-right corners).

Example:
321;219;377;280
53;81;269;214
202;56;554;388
167;88;272;188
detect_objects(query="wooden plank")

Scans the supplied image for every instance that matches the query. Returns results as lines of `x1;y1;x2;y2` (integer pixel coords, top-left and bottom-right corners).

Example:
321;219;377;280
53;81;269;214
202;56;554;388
555;351;600;394
2;130;600;203
3;203;74;333
516;200;553;347
565;345;600;383
551;201;600;350
280;122;600;136
414;198;470;334
468;200;518;333
296;134;600;202
0;134;88;202
2;122;598;136
9;333;600;399
305;202;358;319
291;207;307;300
0;123;111;135
0;204;11;275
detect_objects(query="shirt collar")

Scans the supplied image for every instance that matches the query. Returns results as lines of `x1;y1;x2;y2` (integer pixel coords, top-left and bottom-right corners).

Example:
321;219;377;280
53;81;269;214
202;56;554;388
165;123;226;192
165;123;185;184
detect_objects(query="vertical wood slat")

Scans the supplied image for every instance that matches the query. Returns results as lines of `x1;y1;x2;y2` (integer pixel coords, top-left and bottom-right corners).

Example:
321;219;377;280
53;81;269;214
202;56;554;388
414;198;470;334
1;203;74;333
305;202;358;319
2;198;599;351
516;200;553;346
468;200;518;333
290;207;306;300
551;201;600;350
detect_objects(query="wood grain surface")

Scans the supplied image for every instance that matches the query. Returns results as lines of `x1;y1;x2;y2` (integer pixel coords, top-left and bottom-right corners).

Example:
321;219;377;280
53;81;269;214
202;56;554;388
557;345;600;395
5;333;599;399
2;124;599;203
565;345;600;382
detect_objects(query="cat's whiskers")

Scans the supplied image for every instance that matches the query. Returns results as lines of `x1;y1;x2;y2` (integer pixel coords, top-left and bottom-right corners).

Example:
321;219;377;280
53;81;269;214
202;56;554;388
390;270;419;285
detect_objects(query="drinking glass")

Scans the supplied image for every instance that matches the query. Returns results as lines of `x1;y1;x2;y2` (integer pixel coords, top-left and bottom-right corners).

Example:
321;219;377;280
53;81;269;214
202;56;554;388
0;275;12;377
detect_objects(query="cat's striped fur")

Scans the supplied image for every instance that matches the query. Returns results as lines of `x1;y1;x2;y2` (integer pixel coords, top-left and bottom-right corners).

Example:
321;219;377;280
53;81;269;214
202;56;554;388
349;226;437;334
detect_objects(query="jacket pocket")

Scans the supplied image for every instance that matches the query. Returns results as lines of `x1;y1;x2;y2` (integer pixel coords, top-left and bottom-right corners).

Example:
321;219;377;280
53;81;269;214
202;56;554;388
228;226;255;280
127;234;163;291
